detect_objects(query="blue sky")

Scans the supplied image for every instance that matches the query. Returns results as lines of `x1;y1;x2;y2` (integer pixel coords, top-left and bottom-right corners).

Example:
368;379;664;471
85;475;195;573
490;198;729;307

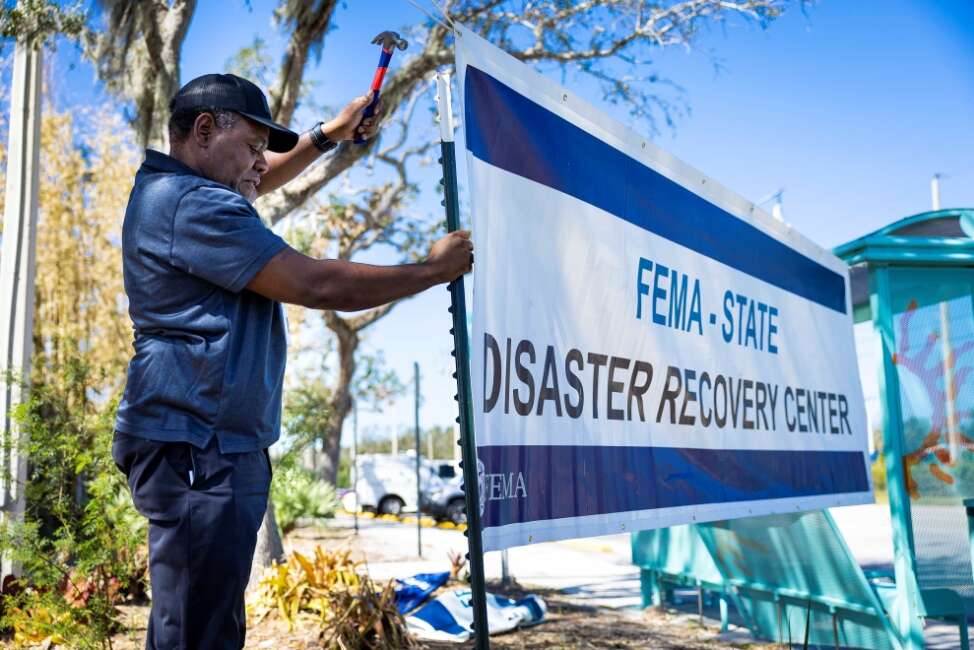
12;0;974;449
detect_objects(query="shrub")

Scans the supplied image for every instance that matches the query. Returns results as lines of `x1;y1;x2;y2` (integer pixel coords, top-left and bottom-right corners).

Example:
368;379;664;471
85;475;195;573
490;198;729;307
871;455;887;499
271;465;340;534
249;546;416;648
0;357;146;648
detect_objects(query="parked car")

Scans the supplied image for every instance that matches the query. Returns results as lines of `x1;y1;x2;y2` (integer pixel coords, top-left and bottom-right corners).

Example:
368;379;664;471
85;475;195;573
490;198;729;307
422;474;466;525
342;453;452;516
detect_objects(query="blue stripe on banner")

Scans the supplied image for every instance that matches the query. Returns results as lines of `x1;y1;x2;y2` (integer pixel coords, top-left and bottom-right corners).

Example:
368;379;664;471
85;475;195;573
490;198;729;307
464;66;847;314
478;445;869;528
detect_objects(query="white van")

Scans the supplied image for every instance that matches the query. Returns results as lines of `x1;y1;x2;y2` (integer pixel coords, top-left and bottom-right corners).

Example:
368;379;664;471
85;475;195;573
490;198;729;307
343;453;454;516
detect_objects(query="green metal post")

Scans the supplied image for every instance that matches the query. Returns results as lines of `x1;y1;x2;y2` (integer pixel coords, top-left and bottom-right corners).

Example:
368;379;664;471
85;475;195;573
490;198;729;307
436;71;490;649
353;399;358;535
414;361;422;558
872;266;925;649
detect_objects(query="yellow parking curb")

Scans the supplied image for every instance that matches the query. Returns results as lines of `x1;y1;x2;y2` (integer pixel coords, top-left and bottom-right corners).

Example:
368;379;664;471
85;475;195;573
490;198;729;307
336;509;466;532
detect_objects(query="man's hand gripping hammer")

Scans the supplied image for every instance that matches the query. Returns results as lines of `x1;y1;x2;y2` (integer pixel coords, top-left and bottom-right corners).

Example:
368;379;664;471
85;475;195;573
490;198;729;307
355;30;408;144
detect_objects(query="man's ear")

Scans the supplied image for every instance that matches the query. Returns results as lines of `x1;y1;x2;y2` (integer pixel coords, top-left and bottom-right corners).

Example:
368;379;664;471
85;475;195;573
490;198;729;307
192;112;216;147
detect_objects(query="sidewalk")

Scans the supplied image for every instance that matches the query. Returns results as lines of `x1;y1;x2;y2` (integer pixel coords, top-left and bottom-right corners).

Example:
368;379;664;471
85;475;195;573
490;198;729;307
295;514;642;609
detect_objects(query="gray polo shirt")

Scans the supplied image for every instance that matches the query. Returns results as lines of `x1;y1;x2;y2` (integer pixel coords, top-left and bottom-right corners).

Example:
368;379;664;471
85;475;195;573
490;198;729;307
115;150;288;453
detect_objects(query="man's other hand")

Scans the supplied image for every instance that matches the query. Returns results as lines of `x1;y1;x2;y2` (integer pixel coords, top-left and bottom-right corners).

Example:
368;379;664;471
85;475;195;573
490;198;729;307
425;230;473;283
246;232;473;312
322;92;381;142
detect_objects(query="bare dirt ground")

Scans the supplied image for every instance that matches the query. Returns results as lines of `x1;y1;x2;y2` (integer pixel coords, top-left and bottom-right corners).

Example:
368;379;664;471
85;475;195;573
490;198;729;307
104;519;760;650
109;590;759;650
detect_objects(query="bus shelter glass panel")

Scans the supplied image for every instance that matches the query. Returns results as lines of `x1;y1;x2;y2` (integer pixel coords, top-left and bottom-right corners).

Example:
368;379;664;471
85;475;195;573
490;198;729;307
888;266;974;606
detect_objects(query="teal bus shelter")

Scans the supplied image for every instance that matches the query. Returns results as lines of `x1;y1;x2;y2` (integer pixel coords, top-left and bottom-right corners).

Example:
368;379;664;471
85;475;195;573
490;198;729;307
632;208;974;649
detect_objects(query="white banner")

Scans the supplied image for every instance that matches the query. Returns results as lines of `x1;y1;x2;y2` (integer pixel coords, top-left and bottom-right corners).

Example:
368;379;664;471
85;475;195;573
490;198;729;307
456;26;873;552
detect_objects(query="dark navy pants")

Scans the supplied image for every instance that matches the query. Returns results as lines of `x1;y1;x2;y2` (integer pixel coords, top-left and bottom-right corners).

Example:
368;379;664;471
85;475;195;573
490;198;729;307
112;432;272;650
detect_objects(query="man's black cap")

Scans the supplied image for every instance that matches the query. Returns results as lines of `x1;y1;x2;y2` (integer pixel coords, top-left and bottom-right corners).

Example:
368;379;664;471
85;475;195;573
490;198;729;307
170;73;299;153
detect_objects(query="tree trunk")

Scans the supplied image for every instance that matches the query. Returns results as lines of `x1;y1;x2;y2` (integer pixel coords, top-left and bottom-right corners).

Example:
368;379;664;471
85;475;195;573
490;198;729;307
248;498;285;593
320;311;359;484
88;0;196;151
268;0;339;128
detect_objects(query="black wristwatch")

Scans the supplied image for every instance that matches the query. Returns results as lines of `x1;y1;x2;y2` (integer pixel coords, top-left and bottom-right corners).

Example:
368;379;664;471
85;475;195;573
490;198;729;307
309;122;338;153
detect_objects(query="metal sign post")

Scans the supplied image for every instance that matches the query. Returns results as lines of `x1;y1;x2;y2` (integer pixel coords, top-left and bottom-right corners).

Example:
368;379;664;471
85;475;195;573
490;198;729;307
352;399;359;535
414;361;422;557
435;70;490;649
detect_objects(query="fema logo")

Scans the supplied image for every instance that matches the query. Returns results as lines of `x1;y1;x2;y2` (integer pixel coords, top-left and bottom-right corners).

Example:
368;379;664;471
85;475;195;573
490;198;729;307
477;459;527;518
477;458;486;517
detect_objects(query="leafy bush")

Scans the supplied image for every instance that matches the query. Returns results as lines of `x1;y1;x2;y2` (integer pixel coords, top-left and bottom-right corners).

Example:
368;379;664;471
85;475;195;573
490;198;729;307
0;356;146;648
249;546;416;648
271;465;340;534
871;455;887;499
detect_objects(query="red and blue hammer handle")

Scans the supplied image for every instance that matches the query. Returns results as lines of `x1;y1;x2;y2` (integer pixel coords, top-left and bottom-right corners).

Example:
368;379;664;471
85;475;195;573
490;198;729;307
354;47;394;144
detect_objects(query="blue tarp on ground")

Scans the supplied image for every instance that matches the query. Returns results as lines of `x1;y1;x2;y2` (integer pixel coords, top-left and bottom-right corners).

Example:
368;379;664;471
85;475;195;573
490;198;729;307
406;589;546;642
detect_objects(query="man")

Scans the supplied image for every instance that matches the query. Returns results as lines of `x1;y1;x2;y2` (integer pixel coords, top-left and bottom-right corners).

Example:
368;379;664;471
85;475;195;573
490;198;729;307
110;73;472;649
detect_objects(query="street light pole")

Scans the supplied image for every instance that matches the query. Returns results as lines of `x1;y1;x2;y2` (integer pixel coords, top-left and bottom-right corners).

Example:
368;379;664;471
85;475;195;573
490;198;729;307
0;35;42;581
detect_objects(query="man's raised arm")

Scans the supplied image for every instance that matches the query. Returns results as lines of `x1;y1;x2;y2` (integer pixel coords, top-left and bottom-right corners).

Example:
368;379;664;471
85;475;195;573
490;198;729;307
246;230;473;310
258;93;378;197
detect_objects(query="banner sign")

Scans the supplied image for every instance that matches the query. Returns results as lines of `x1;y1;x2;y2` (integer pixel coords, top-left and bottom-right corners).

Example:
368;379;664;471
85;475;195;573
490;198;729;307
456;27;873;552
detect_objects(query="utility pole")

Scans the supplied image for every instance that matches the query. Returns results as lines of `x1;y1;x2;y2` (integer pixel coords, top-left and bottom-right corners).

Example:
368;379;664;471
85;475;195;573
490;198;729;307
940;303;959;461
414;361;422;557
0;34;43;581
757;188;785;223
771;199;785;223
931;173;942;211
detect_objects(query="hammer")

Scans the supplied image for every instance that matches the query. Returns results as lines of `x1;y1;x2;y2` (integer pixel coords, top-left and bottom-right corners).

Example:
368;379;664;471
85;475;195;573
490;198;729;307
354;30;408;144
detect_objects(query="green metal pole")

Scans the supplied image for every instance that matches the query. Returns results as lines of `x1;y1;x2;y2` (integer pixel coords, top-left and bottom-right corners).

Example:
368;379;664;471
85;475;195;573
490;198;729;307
353;399;358;535
414;361;422;558
436;71;490;650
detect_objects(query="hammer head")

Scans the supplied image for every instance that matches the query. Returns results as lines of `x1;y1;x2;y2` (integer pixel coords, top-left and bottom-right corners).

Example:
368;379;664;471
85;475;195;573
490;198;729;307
372;30;408;51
